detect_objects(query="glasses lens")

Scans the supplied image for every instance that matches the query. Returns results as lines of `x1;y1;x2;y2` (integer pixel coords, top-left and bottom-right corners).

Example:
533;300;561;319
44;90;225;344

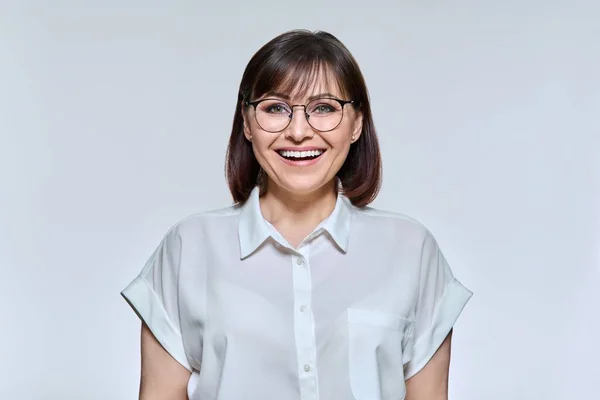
255;99;292;132
306;98;343;132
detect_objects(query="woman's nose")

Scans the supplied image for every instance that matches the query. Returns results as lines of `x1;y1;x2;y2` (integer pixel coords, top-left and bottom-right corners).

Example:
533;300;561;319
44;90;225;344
285;106;313;141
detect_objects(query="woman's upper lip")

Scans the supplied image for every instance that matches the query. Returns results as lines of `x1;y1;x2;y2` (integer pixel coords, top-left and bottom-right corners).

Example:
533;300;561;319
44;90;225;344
274;146;326;151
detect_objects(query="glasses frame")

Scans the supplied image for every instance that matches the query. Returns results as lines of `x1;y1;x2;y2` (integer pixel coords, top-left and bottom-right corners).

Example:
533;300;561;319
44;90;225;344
244;97;355;133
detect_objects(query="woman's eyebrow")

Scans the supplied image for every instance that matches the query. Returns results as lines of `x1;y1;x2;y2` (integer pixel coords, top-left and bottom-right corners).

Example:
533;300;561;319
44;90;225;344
307;92;338;101
263;91;290;100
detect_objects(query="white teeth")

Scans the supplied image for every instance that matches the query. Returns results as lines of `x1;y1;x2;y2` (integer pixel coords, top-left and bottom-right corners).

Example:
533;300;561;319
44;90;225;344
279;150;324;158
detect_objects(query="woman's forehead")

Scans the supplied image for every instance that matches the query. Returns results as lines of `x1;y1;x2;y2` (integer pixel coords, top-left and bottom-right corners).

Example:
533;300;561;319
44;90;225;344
255;64;346;101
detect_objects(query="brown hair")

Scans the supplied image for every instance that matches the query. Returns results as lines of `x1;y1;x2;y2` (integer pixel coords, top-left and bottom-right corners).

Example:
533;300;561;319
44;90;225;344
225;29;382;207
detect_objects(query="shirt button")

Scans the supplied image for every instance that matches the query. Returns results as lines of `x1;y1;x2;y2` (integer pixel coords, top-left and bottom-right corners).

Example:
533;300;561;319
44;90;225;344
303;364;311;372
300;305;307;312
296;258;304;266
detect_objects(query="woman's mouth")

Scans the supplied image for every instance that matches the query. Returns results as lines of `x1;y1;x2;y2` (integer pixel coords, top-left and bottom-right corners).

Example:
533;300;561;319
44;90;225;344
275;149;326;166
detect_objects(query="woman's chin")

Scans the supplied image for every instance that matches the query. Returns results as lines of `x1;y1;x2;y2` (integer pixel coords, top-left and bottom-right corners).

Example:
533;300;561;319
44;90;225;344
271;178;337;197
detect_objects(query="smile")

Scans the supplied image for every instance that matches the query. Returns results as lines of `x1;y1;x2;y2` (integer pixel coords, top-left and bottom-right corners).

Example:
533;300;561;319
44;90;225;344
275;149;326;166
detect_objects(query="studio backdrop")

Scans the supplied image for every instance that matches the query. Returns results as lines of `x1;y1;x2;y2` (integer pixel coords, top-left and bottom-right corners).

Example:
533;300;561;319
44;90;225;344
1;1;598;399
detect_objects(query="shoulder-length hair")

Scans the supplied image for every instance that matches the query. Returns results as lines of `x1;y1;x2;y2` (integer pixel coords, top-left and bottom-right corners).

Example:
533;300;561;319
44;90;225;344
225;29;382;207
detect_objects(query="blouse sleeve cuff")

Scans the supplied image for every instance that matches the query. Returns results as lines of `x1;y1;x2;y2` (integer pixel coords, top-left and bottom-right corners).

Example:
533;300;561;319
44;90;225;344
121;276;193;372
403;278;473;380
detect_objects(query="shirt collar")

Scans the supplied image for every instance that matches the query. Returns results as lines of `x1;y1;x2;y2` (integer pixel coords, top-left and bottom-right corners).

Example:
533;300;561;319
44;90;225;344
238;186;353;259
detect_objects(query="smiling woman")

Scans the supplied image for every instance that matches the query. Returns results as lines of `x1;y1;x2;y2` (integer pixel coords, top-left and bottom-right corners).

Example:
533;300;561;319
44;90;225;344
121;29;472;400
226;33;381;207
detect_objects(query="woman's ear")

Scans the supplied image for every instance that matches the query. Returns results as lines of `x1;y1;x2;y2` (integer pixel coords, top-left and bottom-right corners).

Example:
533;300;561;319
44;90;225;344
351;111;363;143
241;104;252;141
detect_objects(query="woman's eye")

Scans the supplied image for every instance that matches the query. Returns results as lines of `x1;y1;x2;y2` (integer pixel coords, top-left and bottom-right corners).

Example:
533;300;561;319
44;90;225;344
266;104;288;114
313;104;335;114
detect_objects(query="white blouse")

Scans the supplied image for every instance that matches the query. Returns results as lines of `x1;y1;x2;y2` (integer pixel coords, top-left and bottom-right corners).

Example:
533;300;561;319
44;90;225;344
121;186;472;400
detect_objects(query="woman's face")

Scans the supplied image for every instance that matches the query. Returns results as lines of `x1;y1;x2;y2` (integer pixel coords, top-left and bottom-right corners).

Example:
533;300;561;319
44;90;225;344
243;74;363;196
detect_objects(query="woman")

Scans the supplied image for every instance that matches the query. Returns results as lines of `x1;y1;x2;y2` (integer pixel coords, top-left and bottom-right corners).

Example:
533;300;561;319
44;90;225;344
122;29;472;400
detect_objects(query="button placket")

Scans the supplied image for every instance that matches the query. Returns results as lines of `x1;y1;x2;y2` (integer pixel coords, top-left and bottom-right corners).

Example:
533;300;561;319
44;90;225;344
292;246;319;399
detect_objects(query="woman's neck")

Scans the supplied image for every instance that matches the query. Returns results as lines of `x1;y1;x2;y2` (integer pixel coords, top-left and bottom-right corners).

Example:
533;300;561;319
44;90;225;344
259;180;338;248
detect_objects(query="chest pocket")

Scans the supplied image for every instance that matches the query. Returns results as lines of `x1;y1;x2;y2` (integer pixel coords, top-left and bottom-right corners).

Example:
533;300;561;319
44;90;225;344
347;308;414;400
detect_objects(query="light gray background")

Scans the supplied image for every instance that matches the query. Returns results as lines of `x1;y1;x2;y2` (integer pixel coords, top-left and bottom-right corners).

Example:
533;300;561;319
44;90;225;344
1;1;598;399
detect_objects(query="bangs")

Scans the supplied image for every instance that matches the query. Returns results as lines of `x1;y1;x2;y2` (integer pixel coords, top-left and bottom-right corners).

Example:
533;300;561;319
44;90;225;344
250;56;347;101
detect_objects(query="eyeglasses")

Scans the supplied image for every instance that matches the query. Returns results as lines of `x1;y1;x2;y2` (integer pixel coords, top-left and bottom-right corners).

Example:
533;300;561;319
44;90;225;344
244;97;354;133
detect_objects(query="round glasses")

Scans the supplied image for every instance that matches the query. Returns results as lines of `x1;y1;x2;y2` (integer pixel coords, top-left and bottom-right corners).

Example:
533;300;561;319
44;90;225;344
244;97;354;133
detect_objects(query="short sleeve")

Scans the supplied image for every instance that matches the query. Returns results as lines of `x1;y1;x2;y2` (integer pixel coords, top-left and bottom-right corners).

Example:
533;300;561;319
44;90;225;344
403;231;473;379
121;228;192;372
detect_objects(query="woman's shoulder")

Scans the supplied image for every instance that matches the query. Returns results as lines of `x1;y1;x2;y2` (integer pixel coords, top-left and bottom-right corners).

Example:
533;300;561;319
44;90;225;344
352;205;434;240
159;203;243;240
